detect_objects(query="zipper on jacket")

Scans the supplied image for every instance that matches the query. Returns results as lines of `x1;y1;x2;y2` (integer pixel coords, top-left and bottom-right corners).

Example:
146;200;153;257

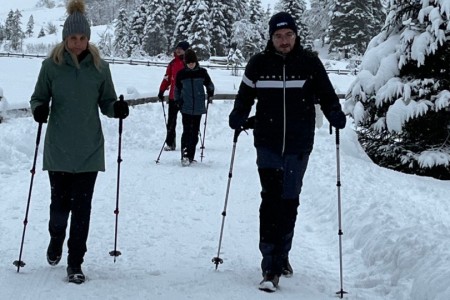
282;62;286;155
191;77;195;115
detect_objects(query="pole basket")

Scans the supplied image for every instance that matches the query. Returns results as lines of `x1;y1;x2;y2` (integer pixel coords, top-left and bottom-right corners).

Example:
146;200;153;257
13;260;25;268
109;250;122;257
211;257;223;269
336;290;348;298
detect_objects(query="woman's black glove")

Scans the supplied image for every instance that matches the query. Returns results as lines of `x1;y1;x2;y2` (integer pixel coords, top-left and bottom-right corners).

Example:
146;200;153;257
114;101;129;119
33;105;49;123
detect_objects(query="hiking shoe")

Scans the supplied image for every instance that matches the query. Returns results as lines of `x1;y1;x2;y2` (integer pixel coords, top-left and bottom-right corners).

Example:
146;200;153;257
67;265;85;284
181;157;191;167
258;273;279;293
164;145;176;151
281;258;293;277
46;239;63;266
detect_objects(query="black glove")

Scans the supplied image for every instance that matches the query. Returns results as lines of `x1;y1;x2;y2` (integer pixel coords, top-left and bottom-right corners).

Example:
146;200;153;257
229;112;246;130
33;105;49;123
174;101;182;110
242;116;255;130
207;96;213;104
114;100;129;119
328;110;346;129
158;91;164;102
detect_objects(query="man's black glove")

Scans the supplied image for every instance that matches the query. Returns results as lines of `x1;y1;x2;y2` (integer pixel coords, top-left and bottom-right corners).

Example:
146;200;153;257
242;116;255;130
229;112;246;130
114;100;129;119
328;110;346;129
33;105;49;123
207;96;213;104
158;91;164;102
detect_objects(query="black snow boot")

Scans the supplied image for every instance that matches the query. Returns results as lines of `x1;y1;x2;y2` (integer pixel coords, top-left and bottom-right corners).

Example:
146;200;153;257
67;265;85;284
46;238;63;266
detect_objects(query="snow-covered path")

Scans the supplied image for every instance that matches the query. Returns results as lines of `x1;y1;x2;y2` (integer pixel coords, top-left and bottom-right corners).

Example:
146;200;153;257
1;99;449;299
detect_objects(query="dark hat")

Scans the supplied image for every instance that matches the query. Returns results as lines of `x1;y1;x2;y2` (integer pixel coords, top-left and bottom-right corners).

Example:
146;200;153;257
268;12;298;37
176;41;190;51
62;0;91;40
184;49;198;64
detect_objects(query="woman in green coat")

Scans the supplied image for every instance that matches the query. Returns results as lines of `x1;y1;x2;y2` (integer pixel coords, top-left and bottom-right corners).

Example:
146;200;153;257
29;0;129;284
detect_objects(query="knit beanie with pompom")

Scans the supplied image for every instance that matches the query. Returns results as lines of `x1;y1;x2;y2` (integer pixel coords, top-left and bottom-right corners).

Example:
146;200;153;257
62;0;90;40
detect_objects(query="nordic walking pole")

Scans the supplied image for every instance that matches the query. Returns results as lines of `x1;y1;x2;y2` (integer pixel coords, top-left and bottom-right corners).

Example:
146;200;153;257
330;125;347;298
155;97;168;163
155;139;166;164
109;95;125;262
160;96;167;126
13;122;43;272
212;129;242;269
200;100;210;162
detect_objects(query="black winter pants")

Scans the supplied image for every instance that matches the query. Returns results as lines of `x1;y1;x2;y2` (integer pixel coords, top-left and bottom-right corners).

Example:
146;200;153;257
48;171;98;267
256;147;310;276
181;113;202;160
165;100;180;148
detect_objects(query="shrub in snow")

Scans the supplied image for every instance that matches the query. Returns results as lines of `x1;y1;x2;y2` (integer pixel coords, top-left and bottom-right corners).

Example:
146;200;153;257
345;1;450;180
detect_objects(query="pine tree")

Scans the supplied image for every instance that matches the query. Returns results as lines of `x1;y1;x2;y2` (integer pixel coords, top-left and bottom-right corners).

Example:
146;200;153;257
4;10;14;40
222;1;248;46
0;24;5;43
163;0;178;53
143;0;167;56
248;0;267;51
97;25;114;56
26;15;34;37
304;0;334;46
275;0;310;45
345;0;450;179
37;27;46;38
128;3;148;57
114;8;130;57
209;1;228;56
10;9;24;51
173;0;194;47
189;0;211;60
328;0;384;57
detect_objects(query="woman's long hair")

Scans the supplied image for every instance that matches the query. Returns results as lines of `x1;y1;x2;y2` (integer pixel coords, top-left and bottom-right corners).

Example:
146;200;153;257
49;40;102;71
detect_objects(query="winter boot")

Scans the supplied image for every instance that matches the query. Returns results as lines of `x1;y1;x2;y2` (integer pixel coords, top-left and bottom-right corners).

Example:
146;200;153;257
259;272;280;292
164;142;176;151
181;148;191;166
67;265;85;284
46;238;63;266
281;257;293;277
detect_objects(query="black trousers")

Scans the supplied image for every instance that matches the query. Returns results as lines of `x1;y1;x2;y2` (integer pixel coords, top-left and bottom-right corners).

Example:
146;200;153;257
256;148;310;276
165;101;180;148
48;171;98;267
181;113;202;160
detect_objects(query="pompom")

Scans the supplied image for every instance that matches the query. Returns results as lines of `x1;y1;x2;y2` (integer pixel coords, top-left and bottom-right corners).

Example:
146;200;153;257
67;0;86;15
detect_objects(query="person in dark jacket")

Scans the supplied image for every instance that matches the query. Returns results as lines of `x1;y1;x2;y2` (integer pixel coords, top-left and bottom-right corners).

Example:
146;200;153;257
158;41;190;151
229;12;346;292
29;0;129;284
174;49;214;166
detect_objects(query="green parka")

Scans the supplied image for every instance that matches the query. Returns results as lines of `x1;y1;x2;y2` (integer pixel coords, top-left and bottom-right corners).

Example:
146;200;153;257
30;49;117;173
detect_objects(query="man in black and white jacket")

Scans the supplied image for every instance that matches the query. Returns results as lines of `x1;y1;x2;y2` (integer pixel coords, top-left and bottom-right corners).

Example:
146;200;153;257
229;11;346;292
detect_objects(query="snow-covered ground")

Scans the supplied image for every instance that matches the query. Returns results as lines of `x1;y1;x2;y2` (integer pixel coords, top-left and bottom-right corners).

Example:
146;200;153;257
1;1;450;300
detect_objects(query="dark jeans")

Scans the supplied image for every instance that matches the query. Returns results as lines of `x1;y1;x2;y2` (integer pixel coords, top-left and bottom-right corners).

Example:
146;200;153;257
181;113;202;160
48;171;98;267
256;147;310;275
165;100;180;148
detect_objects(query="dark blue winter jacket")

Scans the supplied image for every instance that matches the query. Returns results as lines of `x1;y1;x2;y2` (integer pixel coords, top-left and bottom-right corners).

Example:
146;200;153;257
174;64;214;115
229;37;342;155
